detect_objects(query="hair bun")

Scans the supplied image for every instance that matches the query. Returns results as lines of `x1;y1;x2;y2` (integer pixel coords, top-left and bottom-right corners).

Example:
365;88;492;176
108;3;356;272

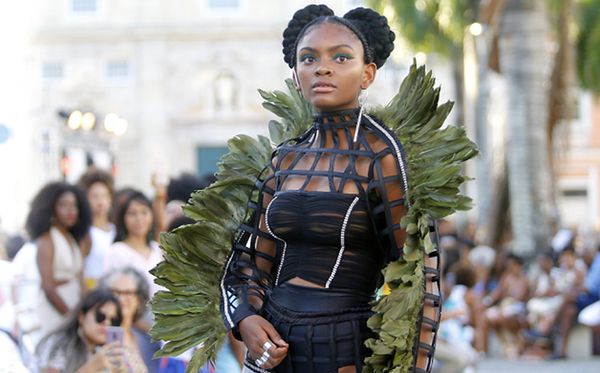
282;4;334;68
344;7;395;68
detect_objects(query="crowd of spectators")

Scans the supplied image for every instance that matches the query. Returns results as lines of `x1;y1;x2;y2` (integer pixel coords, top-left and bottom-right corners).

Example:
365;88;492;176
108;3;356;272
0;168;242;372
2;171;600;373
434;221;600;372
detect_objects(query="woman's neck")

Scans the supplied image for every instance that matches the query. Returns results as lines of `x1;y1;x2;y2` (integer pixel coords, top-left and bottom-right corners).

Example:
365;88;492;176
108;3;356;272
313;108;361;149
124;236;149;251
92;214;111;231
121;316;133;329
52;223;71;237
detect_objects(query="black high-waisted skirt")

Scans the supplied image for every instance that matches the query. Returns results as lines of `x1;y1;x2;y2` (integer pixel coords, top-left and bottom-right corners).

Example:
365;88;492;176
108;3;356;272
244;283;375;373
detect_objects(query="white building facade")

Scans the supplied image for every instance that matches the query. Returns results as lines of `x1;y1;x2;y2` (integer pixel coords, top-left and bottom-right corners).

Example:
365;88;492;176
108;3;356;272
1;0;415;232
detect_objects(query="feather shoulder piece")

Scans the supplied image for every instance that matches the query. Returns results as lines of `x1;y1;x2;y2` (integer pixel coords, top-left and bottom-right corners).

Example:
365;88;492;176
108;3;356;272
150;65;477;373
149;80;311;372
363;62;478;372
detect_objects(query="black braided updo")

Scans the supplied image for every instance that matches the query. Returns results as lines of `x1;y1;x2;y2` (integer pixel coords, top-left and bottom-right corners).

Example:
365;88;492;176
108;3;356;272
282;4;395;69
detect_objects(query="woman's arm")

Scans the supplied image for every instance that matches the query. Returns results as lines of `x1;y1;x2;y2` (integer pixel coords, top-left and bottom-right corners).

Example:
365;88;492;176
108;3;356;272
37;234;69;315
220;161;289;369
220;174;279;330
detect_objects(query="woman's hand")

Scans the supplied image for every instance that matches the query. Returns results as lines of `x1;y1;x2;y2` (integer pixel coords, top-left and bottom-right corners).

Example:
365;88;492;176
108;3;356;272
78;342;126;373
239;315;288;370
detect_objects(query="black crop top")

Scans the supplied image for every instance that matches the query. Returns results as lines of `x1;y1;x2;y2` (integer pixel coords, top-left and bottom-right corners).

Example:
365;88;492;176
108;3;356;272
266;190;381;294
220;108;409;331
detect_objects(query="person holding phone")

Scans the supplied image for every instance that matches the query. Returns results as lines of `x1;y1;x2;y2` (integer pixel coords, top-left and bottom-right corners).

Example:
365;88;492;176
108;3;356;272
36;289;126;372
100;267;161;372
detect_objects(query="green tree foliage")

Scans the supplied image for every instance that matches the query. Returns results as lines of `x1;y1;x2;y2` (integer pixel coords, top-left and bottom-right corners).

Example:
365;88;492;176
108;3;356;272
368;0;479;56
576;0;600;92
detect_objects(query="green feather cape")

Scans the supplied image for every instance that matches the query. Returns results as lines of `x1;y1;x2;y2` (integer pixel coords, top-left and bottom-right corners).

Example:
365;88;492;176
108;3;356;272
150;63;478;373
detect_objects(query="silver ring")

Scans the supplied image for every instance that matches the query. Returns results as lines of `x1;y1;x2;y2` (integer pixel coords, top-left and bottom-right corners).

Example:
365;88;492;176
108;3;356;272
255;354;269;367
262;340;274;352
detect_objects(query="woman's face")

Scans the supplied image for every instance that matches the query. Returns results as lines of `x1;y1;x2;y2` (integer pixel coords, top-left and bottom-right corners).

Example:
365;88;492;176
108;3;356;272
124;200;153;239
79;302;120;346
109;274;140;323
54;191;79;228
88;182;112;218
559;252;575;269
295;22;376;112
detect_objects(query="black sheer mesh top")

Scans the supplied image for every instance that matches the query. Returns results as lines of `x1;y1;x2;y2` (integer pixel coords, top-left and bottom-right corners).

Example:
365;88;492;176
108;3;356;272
220;108;409;331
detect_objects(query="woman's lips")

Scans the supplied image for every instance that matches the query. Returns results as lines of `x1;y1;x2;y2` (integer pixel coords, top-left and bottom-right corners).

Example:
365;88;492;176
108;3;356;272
312;82;336;93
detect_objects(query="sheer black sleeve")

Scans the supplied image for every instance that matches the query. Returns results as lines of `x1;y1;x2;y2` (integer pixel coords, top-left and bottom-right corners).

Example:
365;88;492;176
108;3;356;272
219;162;280;338
364;115;442;372
365;117;409;262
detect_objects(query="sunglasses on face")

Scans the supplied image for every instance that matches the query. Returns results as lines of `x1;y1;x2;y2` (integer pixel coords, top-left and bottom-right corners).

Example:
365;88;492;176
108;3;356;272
95;309;121;327
109;288;138;297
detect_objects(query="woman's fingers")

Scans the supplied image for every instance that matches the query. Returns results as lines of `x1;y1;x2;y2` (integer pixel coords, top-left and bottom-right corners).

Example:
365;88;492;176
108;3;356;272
239;315;290;369
263;322;288;348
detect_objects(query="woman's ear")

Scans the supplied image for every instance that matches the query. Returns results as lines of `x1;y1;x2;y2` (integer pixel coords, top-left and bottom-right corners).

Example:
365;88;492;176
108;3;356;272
361;62;377;89
78;312;85;327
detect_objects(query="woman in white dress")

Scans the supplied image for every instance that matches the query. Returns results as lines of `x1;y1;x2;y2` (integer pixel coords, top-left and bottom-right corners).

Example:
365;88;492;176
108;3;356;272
104;190;163;299
78;168;116;290
25;182;91;344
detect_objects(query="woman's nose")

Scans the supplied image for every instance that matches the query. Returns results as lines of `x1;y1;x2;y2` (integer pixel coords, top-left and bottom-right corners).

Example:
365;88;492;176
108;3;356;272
315;64;332;75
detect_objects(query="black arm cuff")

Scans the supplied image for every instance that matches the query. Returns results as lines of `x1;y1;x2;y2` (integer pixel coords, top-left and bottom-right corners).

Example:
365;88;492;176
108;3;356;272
230;303;258;341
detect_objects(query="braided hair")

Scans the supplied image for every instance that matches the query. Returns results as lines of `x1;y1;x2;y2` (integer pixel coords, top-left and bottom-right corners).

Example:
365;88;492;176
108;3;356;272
282;4;395;69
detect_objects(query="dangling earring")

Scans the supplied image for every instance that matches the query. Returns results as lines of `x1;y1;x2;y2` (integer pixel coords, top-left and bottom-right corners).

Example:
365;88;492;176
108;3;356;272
354;89;368;143
292;69;302;92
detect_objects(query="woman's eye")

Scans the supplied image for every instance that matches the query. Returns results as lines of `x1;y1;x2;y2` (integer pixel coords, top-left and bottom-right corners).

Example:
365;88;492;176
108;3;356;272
334;54;351;63
299;55;315;63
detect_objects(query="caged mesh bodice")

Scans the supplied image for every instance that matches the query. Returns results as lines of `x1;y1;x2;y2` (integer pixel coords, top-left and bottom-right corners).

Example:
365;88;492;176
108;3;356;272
220;108;410;330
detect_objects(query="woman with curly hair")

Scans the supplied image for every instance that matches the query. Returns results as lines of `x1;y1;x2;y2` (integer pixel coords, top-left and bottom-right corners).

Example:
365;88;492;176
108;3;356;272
219;5;439;373
25;181;91;344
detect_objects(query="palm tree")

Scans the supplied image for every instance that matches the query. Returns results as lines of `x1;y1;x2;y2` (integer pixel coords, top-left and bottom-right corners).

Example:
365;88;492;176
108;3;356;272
368;0;481;128
372;0;592;256
498;0;554;257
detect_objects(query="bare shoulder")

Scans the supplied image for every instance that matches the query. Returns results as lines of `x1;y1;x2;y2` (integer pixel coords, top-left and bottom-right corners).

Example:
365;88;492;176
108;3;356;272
37;232;54;252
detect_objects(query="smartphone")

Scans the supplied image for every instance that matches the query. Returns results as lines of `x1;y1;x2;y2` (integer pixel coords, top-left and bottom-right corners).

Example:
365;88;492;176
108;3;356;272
106;326;124;344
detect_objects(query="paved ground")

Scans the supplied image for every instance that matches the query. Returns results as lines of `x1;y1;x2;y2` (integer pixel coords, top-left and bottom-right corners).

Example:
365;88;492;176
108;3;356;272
477;357;600;372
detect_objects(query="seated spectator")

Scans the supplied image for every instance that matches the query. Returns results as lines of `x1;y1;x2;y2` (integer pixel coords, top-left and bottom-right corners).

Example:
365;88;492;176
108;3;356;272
36;288;146;372
578;299;600;355
550;248;600;359
100;267;160;372
484;253;529;357
525;252;558;333
435;263;480;372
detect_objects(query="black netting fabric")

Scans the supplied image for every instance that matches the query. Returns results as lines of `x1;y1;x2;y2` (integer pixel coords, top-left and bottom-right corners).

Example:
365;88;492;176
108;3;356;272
220;108;439;372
